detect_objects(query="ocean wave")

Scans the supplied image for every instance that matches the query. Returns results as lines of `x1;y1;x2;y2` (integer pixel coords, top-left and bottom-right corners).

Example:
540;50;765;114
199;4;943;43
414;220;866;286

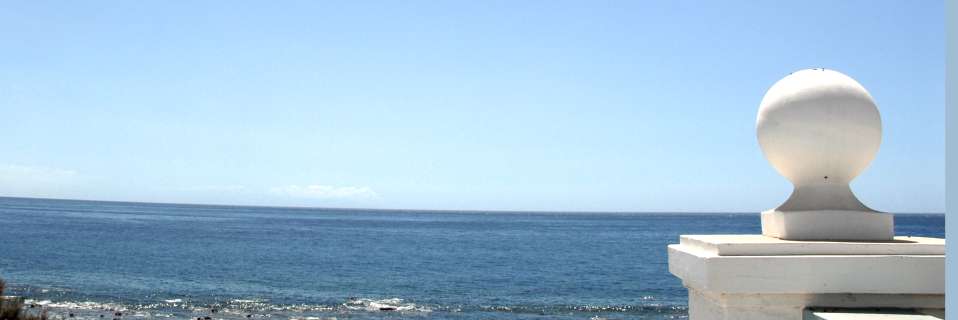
25;299;128;312
474;303;687;315
342;297;431;313
20;296;687;319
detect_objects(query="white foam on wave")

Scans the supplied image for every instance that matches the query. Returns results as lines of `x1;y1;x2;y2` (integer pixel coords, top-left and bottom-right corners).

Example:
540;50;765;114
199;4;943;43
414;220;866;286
24;296;433;319
342;297;431;313
231;299;259;303
25;299;127;311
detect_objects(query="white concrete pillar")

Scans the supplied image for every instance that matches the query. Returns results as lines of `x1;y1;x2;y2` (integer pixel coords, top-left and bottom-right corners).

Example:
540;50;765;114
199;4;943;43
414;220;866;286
668;69;947;319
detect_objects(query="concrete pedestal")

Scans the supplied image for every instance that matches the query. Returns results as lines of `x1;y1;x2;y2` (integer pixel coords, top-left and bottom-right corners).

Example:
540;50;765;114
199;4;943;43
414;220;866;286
668;235;945;320
761;210;894;241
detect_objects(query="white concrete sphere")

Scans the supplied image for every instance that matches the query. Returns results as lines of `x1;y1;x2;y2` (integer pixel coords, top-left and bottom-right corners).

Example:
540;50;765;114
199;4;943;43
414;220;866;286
756;69;882;187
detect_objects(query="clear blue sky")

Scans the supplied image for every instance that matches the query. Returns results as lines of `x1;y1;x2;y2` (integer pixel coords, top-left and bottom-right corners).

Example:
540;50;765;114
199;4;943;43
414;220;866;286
0;1;944;212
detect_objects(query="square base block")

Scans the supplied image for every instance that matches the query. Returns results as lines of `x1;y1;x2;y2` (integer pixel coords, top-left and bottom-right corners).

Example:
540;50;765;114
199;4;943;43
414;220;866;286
687;289;945;320
761;210;894;241
804;308;945;320
668;235;945;320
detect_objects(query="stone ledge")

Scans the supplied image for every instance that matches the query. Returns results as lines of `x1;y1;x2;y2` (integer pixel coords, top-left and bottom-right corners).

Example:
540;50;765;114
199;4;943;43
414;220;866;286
680;235;945;256
668;243;945;294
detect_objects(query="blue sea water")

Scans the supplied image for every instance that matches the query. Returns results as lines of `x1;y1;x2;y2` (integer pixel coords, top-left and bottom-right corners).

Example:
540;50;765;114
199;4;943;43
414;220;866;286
0;197;945;320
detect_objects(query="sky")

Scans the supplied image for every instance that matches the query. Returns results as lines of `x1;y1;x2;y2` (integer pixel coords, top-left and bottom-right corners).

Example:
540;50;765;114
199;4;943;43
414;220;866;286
0;1;944;212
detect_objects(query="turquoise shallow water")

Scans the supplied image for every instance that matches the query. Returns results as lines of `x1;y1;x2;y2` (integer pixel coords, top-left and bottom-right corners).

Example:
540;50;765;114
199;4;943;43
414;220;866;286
0;197;945;319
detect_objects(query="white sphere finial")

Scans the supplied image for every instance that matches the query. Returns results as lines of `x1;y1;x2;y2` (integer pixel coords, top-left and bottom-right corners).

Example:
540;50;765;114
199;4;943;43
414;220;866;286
757;68;881;211
757;68;893;241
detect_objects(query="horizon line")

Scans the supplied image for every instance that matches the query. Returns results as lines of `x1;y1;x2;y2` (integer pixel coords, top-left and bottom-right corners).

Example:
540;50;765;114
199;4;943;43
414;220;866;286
0;195;945;215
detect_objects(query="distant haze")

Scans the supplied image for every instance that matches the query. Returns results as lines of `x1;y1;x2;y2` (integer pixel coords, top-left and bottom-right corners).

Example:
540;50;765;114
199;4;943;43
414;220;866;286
0;1;943;213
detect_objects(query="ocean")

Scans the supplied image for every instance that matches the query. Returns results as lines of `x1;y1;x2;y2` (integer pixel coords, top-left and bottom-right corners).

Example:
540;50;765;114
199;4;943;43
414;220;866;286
0;197;945;320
